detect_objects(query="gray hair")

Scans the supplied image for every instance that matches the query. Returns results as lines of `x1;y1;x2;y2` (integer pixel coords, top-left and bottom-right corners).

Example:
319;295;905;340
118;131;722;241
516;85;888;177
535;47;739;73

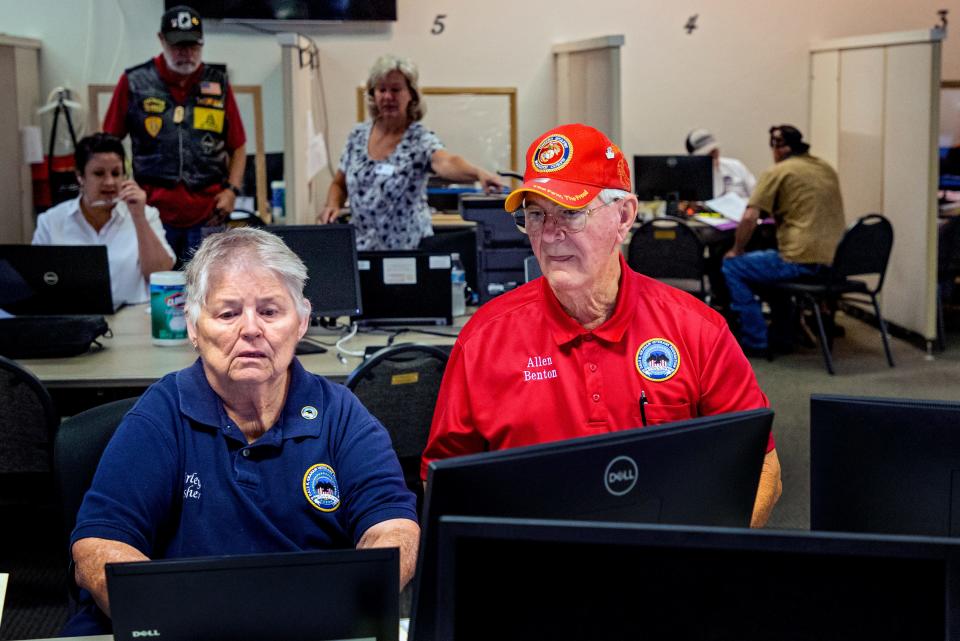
365;54;425;122
184;228;310;321
599;188;632;204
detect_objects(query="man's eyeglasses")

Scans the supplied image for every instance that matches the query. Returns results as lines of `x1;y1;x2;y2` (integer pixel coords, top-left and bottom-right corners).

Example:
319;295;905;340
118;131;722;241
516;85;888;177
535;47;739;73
769;136;787;148
513;200;620;235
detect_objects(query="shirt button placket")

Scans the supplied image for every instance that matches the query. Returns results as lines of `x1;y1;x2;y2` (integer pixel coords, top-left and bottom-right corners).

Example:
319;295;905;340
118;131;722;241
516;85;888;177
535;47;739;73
584;335;604;422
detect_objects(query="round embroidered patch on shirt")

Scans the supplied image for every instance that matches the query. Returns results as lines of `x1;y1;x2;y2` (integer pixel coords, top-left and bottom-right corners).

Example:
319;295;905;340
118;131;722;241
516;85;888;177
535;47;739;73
301;405;318;420
303;463;340;512
532;134;573;173
635;338;681;382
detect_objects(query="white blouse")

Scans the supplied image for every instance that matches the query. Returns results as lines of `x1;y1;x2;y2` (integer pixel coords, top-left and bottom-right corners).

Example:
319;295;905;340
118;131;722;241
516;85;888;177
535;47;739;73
32;197;175;305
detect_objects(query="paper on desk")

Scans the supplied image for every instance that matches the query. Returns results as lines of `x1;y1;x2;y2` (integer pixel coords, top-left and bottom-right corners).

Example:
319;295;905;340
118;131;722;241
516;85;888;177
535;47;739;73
0;572;8;629
693;213;733;228
704;192;748;222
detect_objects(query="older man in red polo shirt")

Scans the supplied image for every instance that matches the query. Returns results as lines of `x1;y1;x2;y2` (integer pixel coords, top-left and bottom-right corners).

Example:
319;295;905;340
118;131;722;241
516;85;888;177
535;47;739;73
422;123;782;527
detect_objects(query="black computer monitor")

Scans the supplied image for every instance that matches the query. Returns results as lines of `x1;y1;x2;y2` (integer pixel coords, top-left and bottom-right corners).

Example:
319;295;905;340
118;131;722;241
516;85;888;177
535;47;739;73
354;250;453;326
434;516;960;641
811;394;960;537
410;409;773;641
107;548;398;641
634;155;714;215
266;225;362;320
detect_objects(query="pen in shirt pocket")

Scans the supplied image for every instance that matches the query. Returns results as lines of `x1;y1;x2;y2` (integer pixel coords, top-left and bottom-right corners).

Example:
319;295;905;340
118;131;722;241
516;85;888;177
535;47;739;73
639;390;648;427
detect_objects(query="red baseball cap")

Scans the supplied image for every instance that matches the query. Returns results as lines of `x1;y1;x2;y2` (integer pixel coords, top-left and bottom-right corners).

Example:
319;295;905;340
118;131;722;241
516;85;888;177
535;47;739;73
504;123;632;212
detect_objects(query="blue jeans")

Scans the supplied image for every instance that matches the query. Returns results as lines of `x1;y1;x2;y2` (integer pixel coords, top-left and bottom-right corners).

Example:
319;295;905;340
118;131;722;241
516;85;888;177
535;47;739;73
721;250;821;348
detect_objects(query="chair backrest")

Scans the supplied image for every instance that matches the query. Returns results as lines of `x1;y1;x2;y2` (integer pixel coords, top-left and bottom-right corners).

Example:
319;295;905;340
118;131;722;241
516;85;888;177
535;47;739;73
54;396;138;539
938;216;960;279
831;214;894;293
345;344;450;511
0;355;58;476
627;217;706;294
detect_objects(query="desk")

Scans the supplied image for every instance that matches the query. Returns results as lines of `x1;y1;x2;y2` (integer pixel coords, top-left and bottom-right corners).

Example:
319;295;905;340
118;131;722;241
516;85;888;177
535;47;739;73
17;305;462;415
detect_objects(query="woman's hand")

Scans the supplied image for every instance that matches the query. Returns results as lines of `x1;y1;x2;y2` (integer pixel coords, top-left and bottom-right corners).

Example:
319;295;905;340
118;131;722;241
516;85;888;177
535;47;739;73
477;169;506;194
316;206;343;225
119;179;147;219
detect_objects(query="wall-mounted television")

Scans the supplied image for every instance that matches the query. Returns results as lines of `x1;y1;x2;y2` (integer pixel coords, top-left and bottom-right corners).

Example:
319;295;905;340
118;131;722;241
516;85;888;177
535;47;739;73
167;1;397;22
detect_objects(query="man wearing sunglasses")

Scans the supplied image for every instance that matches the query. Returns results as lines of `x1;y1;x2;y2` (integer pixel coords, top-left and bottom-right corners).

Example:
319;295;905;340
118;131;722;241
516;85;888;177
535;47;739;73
422;123;781;527
722;125;845;354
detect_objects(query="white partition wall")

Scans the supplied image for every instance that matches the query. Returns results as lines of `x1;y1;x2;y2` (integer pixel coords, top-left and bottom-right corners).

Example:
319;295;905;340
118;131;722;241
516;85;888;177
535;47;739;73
810;28;944;346
553;35;624;143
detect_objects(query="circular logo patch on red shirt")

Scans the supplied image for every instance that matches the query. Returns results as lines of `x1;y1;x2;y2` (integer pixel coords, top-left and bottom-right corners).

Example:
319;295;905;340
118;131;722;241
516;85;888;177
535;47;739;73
532;135;573;173
635;338;680;382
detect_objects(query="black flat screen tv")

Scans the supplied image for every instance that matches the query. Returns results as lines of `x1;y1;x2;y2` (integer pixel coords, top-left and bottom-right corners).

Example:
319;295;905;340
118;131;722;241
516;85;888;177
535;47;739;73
410;408;773;641
811;394;960;537
434;516;960;641
168;1;397;22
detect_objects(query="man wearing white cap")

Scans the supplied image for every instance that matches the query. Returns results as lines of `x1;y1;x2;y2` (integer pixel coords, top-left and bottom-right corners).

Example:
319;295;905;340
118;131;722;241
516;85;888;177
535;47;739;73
685;129;756;200
422;123;782;527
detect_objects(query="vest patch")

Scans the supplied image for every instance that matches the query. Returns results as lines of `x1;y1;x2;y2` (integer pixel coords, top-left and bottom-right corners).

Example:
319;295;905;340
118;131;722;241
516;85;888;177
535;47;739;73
144;116;162;138
143;97;166;113
194;107;224;133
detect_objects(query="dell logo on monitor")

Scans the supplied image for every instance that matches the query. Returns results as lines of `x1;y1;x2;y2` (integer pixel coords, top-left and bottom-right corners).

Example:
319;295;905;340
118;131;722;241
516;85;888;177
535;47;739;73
131;630;161;638
604;456;638;496
42;271;59;286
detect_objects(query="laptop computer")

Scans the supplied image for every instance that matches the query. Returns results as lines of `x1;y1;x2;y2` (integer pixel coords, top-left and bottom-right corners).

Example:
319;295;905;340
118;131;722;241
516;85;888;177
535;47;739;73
0;245;116;314
355;250;453;326
106;548;399;641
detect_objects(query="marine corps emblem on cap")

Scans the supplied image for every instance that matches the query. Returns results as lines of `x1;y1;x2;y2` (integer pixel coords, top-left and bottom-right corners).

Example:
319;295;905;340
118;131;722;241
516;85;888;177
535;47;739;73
532;134;573;173
635;338;680;382
303;463;340;512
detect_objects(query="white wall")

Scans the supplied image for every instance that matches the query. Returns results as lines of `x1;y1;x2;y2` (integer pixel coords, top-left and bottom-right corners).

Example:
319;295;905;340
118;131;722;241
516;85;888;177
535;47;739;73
1;0;957;179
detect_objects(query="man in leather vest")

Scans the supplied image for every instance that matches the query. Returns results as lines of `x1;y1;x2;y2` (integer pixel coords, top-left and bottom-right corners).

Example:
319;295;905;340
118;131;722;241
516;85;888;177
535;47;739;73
103;5;246;263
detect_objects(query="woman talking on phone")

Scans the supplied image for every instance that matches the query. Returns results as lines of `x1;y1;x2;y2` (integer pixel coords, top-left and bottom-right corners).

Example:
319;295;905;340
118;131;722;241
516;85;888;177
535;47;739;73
32;133;175;306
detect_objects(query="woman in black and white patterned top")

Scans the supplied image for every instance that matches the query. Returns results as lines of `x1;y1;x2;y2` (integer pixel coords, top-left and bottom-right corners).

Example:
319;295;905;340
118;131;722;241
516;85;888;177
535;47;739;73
318;55;504;250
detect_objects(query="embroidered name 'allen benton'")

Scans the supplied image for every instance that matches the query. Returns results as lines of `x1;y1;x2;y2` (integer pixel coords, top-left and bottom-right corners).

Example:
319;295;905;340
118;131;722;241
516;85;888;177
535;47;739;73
524;355;558;382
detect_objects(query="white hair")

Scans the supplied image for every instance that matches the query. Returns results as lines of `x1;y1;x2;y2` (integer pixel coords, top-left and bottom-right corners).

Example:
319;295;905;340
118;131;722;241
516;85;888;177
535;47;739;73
599;188;632;204
184;228;310;321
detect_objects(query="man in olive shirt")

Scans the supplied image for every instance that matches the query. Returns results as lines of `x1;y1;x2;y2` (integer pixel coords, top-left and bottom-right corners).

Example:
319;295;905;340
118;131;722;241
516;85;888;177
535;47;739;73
722;125;845;352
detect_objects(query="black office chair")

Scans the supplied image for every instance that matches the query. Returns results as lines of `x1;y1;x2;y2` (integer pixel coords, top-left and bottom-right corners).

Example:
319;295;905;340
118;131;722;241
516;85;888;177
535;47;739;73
0;355;59;507
345;344;450;516
627;217;709;302
54;397;138;542
53;396;138;612
936;216;960;351
772;213;895;375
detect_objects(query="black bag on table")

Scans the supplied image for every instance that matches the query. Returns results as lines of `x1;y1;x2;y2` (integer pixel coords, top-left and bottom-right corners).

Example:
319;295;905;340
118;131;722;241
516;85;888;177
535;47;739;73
0;315;110;359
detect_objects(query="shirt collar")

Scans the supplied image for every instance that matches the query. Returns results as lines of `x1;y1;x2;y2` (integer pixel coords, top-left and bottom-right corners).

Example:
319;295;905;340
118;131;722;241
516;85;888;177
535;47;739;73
176;358;324;442
542;253;637;346
67;196;127;224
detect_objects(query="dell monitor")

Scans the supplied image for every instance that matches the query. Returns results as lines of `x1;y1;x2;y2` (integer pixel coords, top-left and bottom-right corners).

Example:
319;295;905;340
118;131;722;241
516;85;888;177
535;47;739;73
811;394;960;537
434;516;960;641
266;224;362;321
107;548;398;641
634;155;714;217
410;408;773;641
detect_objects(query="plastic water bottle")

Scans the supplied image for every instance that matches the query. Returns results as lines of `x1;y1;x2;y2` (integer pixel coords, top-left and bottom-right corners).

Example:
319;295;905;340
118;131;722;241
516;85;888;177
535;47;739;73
270;180;285;221
450;253;467;317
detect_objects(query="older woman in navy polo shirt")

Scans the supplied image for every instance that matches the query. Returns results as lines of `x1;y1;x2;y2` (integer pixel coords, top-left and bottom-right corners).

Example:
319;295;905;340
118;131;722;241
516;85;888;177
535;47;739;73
67;228;418;635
